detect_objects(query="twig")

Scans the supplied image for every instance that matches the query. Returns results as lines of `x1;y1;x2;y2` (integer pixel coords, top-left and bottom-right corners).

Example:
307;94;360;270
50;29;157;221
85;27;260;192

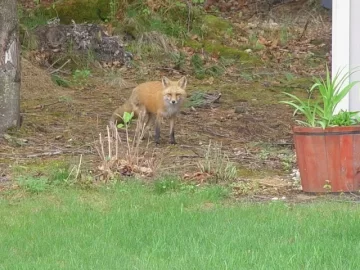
168;155;200;158
156;66;185;74
33;101;62;110
115;127;119;160
46;57;63;71
107;125;111;159
271;142;294;146
26;151;63;158
0;148;92;159
49;59;71;74
75;154;82;180
99;133;105;160
297;17;310;41
65;165;77;182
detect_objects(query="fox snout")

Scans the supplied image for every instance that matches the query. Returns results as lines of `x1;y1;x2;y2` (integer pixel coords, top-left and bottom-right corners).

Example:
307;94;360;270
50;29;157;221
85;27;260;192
165;94;181;105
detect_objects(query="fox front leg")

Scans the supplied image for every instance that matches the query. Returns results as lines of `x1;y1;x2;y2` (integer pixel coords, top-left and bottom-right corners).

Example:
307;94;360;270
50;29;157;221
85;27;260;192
169;117;176;144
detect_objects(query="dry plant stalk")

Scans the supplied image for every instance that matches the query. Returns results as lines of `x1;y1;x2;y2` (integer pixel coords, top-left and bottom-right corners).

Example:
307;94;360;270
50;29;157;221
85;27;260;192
95;113;156;181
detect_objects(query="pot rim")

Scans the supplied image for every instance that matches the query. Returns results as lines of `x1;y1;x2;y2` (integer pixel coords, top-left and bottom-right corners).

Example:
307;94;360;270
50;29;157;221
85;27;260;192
292;125;360;134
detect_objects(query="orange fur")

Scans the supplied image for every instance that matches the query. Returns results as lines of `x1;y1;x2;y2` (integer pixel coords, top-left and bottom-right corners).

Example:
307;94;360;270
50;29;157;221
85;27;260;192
109;76;187;144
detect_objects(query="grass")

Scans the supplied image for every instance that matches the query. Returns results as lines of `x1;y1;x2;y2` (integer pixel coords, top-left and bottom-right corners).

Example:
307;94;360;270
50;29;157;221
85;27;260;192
1;180;360;269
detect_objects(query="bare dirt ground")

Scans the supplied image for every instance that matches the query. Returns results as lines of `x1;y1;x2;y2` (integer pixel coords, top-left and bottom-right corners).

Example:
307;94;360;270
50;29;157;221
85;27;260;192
0;1;334;201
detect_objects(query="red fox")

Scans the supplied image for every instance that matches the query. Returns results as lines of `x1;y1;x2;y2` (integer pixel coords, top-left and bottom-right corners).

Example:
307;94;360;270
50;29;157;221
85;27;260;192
109;76;187;144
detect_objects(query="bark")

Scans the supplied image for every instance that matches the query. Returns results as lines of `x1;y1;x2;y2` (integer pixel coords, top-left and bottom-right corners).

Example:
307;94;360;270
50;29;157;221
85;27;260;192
0;0;21;133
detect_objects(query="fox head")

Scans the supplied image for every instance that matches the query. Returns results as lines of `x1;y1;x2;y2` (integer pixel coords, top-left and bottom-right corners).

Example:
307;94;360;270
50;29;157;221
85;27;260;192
162;76;187;105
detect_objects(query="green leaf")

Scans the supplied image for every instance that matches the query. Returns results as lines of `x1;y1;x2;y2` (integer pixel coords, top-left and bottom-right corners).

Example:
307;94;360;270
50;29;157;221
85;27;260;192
123;111;134;125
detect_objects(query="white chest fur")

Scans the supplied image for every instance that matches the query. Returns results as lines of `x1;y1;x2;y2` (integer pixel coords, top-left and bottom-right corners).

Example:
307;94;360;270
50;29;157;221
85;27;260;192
161;100;183;118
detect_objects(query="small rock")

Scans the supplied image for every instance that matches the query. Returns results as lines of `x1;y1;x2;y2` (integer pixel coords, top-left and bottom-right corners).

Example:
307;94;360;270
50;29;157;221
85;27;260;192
55;135;63;140
271;197;279;201
234;106;246;114
239;37;248;43
247;23;257;29
262;81;270;87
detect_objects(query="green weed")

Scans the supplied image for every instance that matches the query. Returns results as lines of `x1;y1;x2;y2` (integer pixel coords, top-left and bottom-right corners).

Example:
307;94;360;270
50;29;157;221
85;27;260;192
191;54;206;79
170;51;186;70
16;176;49;193
153;176;182;194
190;54;224;79
186;90;206;107
51;74;71;88
72;69;91;86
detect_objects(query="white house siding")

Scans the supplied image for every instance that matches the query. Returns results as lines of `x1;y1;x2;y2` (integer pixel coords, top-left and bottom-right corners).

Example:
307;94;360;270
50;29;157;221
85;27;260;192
349;0;360;111
332;0;350;113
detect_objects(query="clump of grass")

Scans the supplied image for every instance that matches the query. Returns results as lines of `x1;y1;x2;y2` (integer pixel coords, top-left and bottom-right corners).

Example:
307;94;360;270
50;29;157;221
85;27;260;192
191;54;206;79
197;141;238;183
18;6;50;50
190;54;225;79
186;91;207;107
153;175;182;194
104;69;133;88
51;74;71;88
72;68;92;86
96;112;157;181
248;33;265;51
170;51;186;70
14;158;91;192
230;179;262;196
128;31;176;58
16;176;49;193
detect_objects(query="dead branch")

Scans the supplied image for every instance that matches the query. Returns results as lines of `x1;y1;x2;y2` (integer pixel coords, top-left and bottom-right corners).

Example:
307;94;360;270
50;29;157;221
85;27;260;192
25;151;63;158
297;17;310;41
49;59;71;74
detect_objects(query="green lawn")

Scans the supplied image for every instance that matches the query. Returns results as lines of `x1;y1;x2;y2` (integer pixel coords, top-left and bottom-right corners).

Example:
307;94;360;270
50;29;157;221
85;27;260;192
1;181;360;270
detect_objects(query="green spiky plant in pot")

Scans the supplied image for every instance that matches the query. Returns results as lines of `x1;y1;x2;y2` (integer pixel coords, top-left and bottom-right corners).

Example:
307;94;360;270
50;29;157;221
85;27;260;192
280;66;360;193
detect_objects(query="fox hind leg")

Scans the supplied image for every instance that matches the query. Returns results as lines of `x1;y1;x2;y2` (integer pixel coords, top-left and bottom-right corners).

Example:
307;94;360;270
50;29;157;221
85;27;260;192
139;112;155;141
154;117;161;145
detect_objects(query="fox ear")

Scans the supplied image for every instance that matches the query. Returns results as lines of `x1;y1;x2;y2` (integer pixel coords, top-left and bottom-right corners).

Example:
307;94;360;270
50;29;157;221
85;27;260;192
178;76;187;89
162;76;171;88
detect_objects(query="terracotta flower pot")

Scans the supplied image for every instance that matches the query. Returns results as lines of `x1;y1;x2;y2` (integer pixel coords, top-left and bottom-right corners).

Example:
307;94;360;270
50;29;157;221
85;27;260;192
293;125;360;193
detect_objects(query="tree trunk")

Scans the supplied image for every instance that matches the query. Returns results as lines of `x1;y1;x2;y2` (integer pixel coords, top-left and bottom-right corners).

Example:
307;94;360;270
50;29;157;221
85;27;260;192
0;0;21;133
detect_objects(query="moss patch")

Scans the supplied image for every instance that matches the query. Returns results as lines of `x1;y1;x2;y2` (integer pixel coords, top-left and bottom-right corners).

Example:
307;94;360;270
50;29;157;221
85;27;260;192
184;40;259;63
201;15;233;39
48;0;111;24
